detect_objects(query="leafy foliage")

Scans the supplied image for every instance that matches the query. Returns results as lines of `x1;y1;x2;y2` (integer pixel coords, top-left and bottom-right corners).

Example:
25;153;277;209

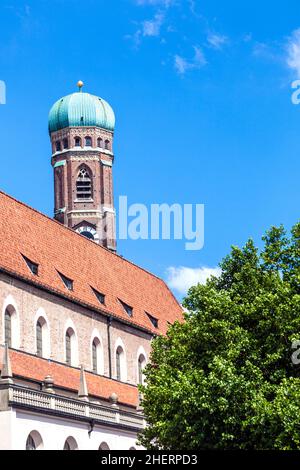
138;223;300;449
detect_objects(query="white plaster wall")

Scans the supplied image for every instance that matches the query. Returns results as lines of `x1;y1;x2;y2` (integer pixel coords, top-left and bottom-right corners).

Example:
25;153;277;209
0;408;141;450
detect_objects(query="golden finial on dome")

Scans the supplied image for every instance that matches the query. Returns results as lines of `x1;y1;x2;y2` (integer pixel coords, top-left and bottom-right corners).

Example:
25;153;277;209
77;80;84;91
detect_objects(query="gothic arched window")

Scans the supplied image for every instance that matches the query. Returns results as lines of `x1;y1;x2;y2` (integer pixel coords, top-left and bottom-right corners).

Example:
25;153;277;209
65;327;77;366
85;136;92;147
116;346;125;381
35;315;50;358
65;329;72;365
36;320;43;357
4;308;12;347
138;354;146;385
76;167;92;200
92;338;98;373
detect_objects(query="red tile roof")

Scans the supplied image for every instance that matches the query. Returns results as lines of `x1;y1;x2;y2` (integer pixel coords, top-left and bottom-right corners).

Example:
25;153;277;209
0;191;182;335
6;349;139;407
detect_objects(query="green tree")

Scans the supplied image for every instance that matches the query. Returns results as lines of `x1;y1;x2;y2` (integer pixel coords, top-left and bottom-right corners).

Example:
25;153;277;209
138;223;300;450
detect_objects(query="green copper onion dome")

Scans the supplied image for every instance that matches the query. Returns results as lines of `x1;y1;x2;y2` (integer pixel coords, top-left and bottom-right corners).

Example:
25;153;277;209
48;82;115;133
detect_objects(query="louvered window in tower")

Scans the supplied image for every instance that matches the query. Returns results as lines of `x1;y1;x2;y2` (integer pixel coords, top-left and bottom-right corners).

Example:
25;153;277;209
76;168;92;200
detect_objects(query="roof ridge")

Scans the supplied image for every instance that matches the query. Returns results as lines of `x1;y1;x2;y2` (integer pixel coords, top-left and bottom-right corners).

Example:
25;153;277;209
0;189;179;299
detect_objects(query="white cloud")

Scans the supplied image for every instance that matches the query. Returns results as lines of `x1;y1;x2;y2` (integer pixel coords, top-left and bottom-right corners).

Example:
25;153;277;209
142;12;164;37
207;33;228;50
287;28;300;77
135;0;174;6
166;266;221;295
174;46;206;75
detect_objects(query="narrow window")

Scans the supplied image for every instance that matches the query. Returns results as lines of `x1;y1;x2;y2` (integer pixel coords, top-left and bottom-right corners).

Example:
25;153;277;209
138;354;146;385
4;308;12;347
75;137;81;147
63;138;69;149
97;137;103;148
36;320;43;357
76;168;92;200
58;271;73;291
119;300;133;317
56;141;61;152
105;140;110;150
65;329;72;365
85;136;92;147
92;339;98;373
22;254;39;275
116;347;122;381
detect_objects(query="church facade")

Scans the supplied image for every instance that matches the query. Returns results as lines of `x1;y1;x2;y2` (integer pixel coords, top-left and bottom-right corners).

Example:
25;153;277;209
0;84;182;450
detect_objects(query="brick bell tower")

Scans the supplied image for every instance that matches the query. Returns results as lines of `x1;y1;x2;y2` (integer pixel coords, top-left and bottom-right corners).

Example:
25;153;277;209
48;81;116;251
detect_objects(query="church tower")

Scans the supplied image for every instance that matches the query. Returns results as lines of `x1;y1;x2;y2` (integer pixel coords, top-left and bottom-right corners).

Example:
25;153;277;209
48;82;116;251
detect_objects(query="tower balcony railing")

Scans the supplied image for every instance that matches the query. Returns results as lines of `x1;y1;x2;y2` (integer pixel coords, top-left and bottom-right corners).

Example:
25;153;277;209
4;384;145;431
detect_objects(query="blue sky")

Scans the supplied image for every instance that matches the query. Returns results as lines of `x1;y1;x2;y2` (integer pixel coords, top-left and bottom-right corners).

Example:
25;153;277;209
0;0;300;299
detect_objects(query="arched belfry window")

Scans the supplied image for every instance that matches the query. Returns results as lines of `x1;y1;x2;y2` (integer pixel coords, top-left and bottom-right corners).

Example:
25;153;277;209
75;137;81;147
97;137;103;148
85;136;92;147
76;167;92;200
105;140;110;150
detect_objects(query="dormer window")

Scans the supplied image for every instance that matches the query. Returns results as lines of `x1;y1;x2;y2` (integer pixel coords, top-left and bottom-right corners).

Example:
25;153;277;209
146;312;158;329
58;271;73;291
85;136;92;147
119;300;133;317
92;287;105;305
22;254;39;275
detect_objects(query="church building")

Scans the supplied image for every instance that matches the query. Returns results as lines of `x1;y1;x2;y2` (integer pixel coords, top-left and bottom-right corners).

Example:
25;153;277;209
0;83;182;450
